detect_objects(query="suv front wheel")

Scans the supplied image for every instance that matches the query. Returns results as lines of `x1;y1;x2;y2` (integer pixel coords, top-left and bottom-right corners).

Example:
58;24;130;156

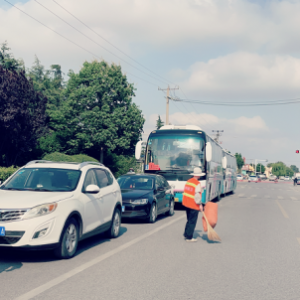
54;218;79;259
107;208;121;238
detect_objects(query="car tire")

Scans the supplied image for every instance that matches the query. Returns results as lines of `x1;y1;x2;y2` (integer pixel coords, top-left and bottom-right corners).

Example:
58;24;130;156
148;203;157;223
107;208;121;238
166;198;175;216
54;218;79;259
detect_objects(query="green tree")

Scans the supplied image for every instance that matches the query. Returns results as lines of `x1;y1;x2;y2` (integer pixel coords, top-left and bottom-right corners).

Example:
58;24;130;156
0;41;24;72
52;60;145;160
272;162;287;177
0;66;47;166
290;165;299;173
235;153;244;170
156;115;164;129
256;163;265;174
27;57;65;155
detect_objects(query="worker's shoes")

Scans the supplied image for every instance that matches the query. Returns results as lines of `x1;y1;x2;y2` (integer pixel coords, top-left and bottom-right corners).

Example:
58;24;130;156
186;238;197;242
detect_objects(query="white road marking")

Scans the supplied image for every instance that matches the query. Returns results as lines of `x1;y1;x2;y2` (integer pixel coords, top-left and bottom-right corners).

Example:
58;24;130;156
277;196;284;199
15;214;185;300
250;195;257;198
238;194;244;197
297;238;300;246
276;200;289;219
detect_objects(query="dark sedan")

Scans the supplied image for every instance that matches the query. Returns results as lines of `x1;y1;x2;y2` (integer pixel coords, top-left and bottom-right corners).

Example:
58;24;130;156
117;174;174;223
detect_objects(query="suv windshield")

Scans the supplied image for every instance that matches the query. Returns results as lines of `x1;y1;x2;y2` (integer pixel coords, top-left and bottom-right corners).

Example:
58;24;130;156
0;168;81;192
117;176;154;190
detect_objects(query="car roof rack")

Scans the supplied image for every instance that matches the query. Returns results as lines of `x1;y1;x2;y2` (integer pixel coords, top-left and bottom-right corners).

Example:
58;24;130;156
26;160;104;169
78;162;105;169
26;160;54;166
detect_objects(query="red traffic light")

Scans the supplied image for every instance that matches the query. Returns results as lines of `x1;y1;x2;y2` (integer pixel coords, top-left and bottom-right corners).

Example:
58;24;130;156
296;150;299;153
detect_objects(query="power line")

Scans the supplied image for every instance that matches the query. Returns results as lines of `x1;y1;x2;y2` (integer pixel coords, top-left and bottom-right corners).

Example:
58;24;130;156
167;90;210;132
33;0;169;86
179;87;214;130
169;96;300;106
52;0;174;86
4;0;158;87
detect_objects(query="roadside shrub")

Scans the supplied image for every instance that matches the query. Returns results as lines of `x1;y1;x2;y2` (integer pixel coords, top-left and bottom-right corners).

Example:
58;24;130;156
43;152;98;163
0;166;19;182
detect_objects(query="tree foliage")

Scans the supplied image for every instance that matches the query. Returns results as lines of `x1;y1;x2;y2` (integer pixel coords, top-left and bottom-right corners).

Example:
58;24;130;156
235;153;244;170
256;163;265;173
290;165;299;173
52;60;145;158
0;66;47;166
156;115;164;129
271;161;294;177
0;41;24;72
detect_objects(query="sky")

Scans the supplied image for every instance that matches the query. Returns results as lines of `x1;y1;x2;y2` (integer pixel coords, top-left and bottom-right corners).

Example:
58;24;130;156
1;0;300;167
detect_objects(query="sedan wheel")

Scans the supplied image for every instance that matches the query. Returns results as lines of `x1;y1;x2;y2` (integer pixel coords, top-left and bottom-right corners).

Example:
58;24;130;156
148;203;157;223
166;198;174;216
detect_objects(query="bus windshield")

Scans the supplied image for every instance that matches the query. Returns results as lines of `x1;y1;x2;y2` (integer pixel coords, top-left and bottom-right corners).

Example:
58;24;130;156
145;134;205;172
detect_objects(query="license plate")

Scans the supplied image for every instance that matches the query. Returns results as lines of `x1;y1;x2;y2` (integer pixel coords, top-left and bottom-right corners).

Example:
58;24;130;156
0;226;5;236
122;206;125;212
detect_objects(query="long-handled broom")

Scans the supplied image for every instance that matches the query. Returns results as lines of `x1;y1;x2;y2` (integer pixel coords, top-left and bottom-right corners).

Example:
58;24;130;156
202;211;221;242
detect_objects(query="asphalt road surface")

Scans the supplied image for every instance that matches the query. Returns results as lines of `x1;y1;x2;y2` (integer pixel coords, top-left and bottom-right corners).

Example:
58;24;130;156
1;181;300;300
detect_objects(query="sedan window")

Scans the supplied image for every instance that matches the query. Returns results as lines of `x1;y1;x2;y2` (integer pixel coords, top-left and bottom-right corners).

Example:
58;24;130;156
117;176;154;190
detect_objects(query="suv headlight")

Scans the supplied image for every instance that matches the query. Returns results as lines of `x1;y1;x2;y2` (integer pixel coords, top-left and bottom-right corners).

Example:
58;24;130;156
131;199;148;205
23;203;57;220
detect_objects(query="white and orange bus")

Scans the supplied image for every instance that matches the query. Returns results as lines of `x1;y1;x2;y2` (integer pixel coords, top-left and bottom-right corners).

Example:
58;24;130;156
135;125;237;204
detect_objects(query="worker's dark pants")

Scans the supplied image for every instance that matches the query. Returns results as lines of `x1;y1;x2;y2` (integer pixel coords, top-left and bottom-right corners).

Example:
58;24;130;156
184;207;199;239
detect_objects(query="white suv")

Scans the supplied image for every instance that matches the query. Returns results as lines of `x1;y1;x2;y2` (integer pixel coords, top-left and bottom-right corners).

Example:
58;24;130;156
0;160;122;259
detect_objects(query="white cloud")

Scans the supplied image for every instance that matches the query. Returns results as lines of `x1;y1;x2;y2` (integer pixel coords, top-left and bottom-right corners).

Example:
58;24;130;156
2;0;300;70
143;112;268;138
174;52;300;100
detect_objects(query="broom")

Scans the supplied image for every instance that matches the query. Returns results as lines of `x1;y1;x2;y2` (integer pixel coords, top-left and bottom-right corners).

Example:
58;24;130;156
202;211;221;242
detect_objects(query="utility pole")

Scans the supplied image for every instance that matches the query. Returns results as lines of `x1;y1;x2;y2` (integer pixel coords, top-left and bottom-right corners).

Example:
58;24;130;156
158;85;179;125
212;130;224;143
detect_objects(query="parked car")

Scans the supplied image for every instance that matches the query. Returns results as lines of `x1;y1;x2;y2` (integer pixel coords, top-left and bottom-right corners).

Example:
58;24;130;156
117;174;174;223
284;176;290;181
237;174;243;181
279;176;285;180
248;175;259;183
269;175;277;181
0;160;122;258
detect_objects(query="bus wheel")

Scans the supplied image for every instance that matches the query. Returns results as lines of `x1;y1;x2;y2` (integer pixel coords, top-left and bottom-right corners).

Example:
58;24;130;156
217;189;221;202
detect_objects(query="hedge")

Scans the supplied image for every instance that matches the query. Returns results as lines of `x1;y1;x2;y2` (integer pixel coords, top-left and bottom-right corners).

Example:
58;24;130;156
42;152;98;163
0;166;19;182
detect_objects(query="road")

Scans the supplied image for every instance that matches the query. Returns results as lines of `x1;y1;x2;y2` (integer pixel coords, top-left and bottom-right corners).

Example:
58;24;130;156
1;181;300;300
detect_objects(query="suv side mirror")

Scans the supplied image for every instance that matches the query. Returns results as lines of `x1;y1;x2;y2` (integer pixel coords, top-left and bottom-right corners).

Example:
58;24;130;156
85;184;100;194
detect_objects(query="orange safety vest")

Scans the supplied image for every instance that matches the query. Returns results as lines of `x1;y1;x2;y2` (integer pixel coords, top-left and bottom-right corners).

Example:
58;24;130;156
182;178;201;211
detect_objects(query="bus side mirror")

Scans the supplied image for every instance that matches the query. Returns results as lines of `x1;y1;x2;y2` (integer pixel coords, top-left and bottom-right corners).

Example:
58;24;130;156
206;142;212;162
135;141;146;160
222;156;227;169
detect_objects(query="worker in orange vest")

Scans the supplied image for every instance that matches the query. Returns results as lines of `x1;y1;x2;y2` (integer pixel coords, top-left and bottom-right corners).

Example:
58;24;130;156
182;167;205;242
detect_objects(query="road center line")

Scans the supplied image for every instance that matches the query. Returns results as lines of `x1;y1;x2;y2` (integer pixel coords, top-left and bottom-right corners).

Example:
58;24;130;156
15;214;185;300
276;200;289;219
